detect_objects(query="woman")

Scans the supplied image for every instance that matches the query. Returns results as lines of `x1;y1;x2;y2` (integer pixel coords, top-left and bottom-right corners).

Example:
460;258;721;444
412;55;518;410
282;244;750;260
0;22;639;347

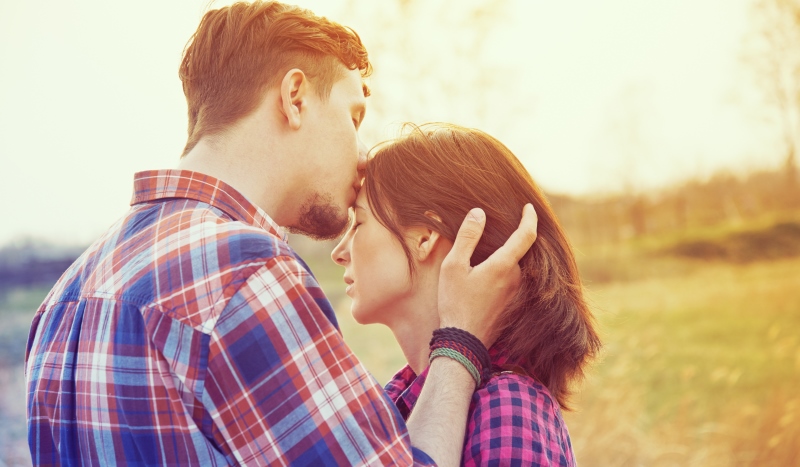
331;123;601;466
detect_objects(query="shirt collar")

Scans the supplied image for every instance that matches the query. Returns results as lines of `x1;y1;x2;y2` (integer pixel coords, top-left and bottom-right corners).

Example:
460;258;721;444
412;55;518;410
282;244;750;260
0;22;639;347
130;170;286;241
391;365;428;420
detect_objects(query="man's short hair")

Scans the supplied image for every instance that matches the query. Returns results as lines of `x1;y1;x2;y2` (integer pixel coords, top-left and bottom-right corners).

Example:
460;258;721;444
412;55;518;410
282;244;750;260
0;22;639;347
179;1;372;155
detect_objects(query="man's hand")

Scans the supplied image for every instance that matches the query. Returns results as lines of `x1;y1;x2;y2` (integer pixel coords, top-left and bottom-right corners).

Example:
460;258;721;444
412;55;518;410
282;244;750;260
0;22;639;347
437;203;538;346
410;205;536;466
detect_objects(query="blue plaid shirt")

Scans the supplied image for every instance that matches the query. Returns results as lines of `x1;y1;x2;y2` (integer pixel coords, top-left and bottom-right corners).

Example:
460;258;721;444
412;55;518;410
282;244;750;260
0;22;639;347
26;170;435;466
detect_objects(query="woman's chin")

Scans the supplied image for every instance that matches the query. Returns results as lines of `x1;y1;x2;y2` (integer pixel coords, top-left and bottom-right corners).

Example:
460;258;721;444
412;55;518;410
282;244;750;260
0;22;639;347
350;305;377;325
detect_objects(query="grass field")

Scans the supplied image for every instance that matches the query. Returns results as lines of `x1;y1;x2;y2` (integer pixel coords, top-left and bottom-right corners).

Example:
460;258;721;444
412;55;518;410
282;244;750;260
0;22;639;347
0;286;51;467
566;257;800;466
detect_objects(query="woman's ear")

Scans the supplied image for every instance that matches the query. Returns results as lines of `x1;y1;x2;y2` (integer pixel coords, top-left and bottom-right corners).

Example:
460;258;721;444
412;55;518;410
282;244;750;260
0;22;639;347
411;211;446;262
412;228;442;262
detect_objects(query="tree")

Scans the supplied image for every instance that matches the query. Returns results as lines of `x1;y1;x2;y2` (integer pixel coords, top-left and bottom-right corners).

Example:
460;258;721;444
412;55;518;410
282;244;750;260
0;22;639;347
336;0;517;144
746;0;800;192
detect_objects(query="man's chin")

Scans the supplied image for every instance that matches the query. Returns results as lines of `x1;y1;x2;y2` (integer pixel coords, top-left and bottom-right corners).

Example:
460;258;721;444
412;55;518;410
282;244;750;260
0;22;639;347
288;195;349;241
286;223;347;241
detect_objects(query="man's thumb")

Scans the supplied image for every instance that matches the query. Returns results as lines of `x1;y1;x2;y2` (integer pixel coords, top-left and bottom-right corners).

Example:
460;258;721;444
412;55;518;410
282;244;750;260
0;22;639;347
450;208;486;265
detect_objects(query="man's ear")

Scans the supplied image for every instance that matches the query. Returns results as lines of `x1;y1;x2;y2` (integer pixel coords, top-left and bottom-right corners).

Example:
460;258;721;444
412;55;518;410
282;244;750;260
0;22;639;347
279;68;308;131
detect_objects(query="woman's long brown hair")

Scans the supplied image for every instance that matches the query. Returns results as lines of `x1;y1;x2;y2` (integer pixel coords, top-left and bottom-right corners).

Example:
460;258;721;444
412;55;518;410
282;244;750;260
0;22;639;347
364;123;601;410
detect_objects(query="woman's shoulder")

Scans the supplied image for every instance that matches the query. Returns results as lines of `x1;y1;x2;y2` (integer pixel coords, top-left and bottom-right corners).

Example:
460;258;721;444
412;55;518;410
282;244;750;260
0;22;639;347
475;371;559;412
464;371;576;467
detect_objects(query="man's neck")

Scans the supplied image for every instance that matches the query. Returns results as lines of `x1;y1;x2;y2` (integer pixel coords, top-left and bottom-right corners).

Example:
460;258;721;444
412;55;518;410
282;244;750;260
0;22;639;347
177;136;297;226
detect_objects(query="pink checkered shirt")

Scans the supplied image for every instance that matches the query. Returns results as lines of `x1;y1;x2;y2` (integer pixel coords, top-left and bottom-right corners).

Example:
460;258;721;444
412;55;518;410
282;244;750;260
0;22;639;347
384;349;577;467
26;170;434;466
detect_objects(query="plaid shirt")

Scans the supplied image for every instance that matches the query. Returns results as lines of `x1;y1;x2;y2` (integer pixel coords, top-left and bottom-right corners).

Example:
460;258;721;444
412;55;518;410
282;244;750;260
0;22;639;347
384;349;576;467
25;170;434;466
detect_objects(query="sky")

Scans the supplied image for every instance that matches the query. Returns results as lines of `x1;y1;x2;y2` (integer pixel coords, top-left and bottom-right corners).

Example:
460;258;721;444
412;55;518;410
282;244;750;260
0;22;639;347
0;0;783;246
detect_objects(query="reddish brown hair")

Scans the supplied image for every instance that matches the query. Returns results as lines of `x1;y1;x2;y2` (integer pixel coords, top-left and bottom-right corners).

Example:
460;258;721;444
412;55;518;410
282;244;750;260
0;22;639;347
179;1;372;155
364;123;601;409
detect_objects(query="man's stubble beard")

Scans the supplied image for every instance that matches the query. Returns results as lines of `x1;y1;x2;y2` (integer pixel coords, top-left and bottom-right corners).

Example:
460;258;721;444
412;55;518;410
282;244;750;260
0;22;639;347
287;192;349;241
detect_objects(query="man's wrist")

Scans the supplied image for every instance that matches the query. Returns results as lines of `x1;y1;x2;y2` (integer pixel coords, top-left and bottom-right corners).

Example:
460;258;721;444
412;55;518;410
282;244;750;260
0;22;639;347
428;356;477;390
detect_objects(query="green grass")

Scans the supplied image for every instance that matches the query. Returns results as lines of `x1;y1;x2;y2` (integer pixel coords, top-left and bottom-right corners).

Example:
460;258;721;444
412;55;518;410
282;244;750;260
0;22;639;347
0;286;51;367
582;258;800;422
664;221;800;262
565;257;800;466
574;210;800;284
0;286;51;313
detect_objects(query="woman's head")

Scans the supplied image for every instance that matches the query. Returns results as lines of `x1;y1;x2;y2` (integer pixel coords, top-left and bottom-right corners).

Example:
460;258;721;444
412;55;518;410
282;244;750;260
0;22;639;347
334;123;600;408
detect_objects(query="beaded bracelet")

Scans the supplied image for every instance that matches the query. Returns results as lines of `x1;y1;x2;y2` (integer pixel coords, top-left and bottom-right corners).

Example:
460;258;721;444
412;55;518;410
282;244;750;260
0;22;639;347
428;327;491;386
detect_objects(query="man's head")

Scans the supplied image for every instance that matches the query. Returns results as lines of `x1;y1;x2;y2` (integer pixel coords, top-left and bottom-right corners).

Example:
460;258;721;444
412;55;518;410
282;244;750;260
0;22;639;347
179;1;372;239
180;1;371;154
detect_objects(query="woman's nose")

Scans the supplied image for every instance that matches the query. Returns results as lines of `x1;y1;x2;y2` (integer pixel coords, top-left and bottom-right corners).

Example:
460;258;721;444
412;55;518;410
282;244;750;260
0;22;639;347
331;235;350;265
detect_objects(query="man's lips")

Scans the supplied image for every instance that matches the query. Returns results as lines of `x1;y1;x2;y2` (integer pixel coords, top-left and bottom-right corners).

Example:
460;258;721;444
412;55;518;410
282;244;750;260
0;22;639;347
343;275;354;295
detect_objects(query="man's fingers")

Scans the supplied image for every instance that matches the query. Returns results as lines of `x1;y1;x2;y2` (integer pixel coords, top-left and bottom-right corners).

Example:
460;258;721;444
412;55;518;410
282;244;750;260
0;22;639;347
488;203;538;267
447;208;486;267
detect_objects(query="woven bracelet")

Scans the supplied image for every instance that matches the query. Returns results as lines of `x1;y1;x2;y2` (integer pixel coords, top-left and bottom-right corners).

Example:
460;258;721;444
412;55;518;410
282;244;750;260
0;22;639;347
429;348;481;385
431;340;481;371
430;327;491;371
429;327;492;386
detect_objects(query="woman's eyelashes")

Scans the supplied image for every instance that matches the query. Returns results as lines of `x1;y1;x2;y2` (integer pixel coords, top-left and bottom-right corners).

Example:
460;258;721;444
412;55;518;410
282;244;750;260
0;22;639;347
349;213;361;231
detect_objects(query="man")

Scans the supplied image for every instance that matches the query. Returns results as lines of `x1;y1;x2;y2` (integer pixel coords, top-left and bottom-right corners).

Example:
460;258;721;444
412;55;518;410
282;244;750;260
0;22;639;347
25;2;537;465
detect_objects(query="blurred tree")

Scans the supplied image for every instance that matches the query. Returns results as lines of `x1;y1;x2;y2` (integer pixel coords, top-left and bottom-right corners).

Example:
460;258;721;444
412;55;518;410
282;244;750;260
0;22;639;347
337;0;521;144
606;84;656;237
746;0;800;195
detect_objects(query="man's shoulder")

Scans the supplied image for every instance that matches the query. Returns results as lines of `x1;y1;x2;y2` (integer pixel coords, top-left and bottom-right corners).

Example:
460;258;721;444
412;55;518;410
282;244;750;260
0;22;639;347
41;200;303;318
158;198;294;258
135;201;302;311
133;198;297;267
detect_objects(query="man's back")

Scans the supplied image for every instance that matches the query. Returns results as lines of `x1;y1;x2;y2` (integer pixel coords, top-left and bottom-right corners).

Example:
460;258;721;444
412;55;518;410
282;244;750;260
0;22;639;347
26;170;418;466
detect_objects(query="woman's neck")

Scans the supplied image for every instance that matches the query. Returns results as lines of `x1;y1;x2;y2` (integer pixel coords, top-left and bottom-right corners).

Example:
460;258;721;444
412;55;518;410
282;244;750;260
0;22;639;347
391;319;437;376
387;291;440;376
385;250;449;376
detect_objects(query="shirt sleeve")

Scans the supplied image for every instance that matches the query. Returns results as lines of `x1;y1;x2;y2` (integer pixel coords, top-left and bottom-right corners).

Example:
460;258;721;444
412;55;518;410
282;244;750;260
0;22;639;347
462;374;575;467
202;255;435;466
